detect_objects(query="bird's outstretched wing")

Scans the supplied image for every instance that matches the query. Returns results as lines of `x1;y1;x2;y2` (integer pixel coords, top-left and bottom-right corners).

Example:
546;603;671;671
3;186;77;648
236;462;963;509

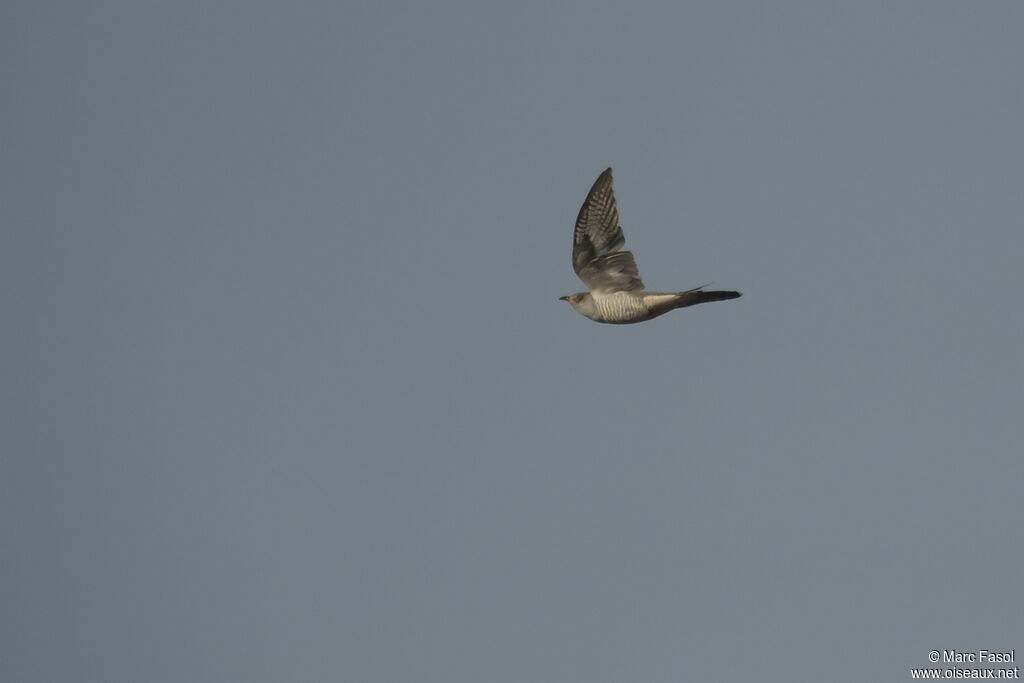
572;168;645;292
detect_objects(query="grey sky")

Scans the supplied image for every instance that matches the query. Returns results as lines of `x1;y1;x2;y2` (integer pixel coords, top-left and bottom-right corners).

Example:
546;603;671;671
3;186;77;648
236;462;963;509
2;2;1022;682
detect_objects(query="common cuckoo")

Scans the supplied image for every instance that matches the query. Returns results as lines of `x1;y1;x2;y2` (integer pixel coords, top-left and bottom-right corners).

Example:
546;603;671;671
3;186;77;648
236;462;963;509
560;168;741;324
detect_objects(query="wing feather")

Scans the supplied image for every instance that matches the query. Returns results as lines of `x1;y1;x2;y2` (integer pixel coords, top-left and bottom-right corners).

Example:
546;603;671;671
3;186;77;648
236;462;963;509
571;168;644;292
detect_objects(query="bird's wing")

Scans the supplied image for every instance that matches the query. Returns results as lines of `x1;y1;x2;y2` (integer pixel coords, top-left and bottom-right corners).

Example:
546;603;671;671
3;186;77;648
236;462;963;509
572;168;645;292
577;251;645;293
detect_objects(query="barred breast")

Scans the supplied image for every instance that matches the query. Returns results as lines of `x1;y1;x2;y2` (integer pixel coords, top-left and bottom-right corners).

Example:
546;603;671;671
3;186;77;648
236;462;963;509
590;291;651;324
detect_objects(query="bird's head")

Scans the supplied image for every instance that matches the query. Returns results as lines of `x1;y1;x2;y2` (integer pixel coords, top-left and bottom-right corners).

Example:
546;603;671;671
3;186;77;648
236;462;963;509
559;293;588;306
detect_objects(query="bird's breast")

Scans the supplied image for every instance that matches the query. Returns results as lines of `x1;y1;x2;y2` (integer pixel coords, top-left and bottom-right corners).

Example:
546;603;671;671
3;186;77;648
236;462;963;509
590;291;650;323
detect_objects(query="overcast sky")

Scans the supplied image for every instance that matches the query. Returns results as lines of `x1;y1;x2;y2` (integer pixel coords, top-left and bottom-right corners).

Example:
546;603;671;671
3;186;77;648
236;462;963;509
3;2;1022;682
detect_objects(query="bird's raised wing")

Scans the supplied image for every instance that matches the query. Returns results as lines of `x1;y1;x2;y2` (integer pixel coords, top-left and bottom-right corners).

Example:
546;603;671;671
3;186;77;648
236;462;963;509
577;251;644;293
572;168;645;292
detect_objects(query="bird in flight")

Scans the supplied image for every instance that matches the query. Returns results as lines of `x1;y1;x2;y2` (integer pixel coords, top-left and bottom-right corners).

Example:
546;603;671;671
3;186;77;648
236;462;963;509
560;168;741;324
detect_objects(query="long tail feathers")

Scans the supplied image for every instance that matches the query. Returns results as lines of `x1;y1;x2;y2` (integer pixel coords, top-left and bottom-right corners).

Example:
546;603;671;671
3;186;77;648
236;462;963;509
677;289;742;308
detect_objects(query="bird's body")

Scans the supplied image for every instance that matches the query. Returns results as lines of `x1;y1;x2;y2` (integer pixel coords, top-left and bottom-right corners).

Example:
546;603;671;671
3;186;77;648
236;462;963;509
567;289;741;325
560;168;741;324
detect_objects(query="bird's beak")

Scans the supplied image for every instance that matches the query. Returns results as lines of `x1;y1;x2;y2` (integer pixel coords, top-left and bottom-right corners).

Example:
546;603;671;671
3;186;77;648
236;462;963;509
558;296;568;302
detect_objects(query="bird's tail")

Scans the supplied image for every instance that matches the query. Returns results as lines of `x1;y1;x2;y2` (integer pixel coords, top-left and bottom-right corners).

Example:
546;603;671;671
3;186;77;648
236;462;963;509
675;287;742;308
